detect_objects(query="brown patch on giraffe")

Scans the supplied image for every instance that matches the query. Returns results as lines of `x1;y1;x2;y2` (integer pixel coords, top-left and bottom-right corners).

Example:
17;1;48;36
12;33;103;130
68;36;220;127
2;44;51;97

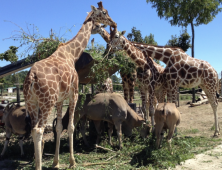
37;72;45;79
60;81;67;92
178;68;187;78
82;39;88;48
49;88;55;95
186;73;192;79
58;52;66;60
45;62;54;68
171;73;177;79
181;53;187;60
163;49;172;57
71;50;75;56
75;47;81;57
40;86;49;94
173;63;180;70
170;67;177;73
155;52;162;60
192;72;197;78
188;67;198;73
184;64;190;70
66;45;71;53
75;41;80;48
46;75;55;81
198;70;203;78
34;83;40;91
163;57;169;63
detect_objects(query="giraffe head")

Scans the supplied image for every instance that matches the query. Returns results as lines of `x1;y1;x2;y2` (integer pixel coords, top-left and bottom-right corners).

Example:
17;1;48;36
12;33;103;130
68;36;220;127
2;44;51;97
90;2;117;27
109;26;126;50
91;22;107;35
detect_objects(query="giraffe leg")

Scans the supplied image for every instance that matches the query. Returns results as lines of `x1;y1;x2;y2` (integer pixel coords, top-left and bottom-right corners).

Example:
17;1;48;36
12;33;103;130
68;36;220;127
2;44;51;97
129;83;135;103
148;88;155;130
67;91;78;168
32;127;44;170
200;85;220;136
52;102;63;168
123;82;129;103
145;89;149;121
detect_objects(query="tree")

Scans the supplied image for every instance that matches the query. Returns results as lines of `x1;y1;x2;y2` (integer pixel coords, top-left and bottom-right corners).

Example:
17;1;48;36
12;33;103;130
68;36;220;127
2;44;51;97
0;46;18;63
144;33;157;45
166;29;191;52
146;0;222;103
127;27;144;43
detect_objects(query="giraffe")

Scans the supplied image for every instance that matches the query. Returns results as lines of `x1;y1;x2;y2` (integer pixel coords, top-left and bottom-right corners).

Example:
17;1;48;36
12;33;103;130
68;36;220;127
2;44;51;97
95;77;113;93
91;23;136;103
109;26;166;127
23;2;116;169
131;42;220;136
91;23;166;117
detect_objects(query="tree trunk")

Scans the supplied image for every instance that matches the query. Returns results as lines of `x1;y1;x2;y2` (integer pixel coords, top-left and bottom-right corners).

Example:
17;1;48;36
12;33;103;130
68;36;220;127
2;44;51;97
191;21;196;103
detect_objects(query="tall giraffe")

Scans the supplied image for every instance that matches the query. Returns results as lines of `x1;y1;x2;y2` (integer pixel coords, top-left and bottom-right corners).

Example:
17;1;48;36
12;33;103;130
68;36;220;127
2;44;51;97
109;27;165;126
91;23;136;103
23;2;116;169
91;23;166;117
131;43;220;136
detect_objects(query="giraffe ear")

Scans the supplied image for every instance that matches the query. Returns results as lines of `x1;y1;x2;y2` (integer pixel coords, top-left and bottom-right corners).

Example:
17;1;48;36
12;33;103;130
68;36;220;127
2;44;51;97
121;31;126;36
91;5;98;12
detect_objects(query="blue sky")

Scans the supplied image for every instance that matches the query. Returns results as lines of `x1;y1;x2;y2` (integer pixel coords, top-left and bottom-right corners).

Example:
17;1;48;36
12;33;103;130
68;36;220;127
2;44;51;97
1;0;222;77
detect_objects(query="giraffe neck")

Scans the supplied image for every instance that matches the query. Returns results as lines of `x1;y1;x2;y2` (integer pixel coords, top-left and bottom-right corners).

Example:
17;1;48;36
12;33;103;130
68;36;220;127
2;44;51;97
100;29;111;43
132;43;185;65
121;37;147;69
56;12;94;63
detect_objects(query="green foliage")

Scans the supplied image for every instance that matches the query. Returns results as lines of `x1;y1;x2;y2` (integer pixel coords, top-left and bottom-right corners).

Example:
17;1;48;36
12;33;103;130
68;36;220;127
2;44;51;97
144;33;157;45
146;0;222;27
0;46;18;63
127;27;144;43
3;71;29;88
33;39;61;62
167;29;191;52
85;43;136;87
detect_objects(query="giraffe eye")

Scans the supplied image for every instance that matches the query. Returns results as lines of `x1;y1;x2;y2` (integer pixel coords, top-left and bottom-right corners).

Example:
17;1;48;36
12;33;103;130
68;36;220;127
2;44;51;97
102;11;106;15
115;35;119;38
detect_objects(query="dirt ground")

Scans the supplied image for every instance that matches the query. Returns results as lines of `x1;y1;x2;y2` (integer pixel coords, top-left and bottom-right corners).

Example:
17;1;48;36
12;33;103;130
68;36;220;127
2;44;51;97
0;100;222;169
173;100;222;170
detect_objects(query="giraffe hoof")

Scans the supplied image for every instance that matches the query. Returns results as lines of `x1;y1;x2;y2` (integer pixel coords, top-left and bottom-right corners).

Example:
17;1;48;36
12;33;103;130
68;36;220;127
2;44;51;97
52;162;59;169
213;133;220;138
69;158;76;168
